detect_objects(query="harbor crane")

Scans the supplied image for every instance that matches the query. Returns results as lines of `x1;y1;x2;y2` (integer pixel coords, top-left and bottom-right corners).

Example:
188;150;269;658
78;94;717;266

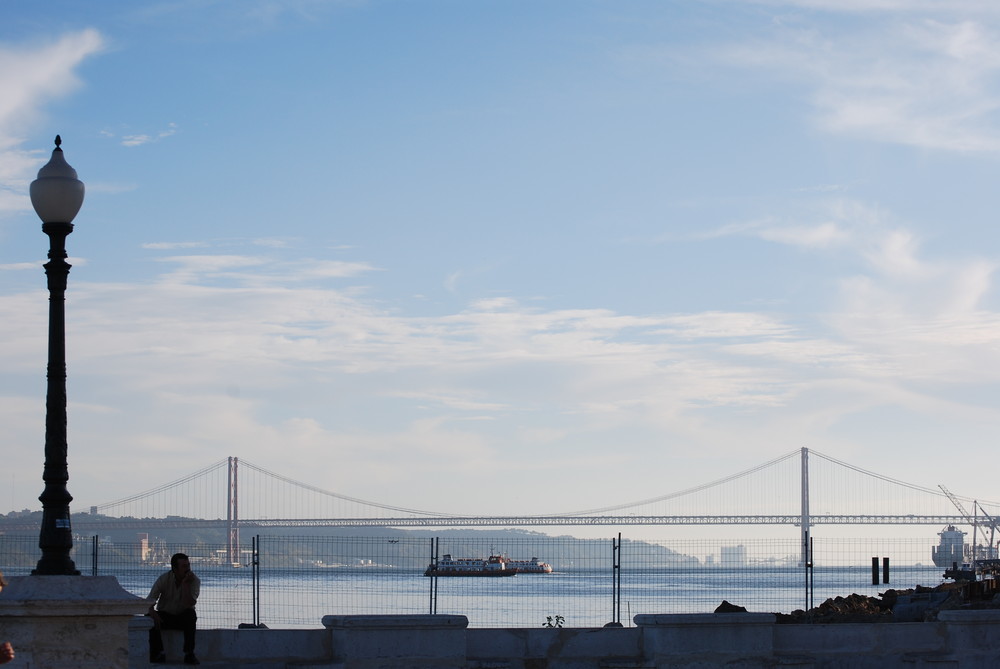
939;485;998;560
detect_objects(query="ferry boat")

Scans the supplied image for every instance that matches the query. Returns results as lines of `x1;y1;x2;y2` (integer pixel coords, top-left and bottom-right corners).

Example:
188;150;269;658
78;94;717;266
424;554;517;577
505;557;553;573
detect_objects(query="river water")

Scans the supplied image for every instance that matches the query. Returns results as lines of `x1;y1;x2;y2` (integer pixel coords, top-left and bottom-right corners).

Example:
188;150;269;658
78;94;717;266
105;564;949;629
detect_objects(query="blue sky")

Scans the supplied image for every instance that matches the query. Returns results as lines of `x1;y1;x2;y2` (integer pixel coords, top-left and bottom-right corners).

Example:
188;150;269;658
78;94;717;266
3;0;1000;519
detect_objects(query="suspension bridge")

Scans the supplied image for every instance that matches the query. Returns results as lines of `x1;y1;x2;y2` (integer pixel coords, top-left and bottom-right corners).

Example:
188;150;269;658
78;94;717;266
5;448;997;567
70;447;999;530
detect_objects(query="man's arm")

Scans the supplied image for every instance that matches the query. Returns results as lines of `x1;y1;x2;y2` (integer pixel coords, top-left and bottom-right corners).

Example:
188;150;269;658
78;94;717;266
180;572;199;609
146;573;165;615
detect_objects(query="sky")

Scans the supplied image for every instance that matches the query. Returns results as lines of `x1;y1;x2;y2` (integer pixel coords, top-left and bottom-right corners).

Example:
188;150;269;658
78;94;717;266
3;0;1000;521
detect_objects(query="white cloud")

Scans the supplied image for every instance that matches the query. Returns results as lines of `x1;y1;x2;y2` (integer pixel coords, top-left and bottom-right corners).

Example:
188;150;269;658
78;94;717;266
758;222;848;248
295;260;379;280
444;270;462;293
4;220;1000;512
7;6;1000;515
146;252;377;286
706;198;890;253
716;15;1000;152
142;241;209;250
86;181;138;195
156;253;268;271
660;312;794;339
678;191;1000;398
120;123;179;147
750;1;1000;15
252;238;291;248
387;390;509;412
707;200;967;290
865;229;923;278
710;218;850;250
0;262;40;271
0;30;104;216
0;30;104;143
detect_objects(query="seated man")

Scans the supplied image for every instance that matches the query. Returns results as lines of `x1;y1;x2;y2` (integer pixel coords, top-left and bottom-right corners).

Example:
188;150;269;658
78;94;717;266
0;571;12;665
147;552;201;665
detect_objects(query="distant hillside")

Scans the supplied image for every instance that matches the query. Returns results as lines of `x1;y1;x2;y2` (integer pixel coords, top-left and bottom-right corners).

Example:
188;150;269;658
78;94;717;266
0;511;700;569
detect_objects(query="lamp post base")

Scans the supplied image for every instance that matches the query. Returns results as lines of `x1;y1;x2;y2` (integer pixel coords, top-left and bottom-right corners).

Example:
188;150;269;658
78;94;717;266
0;575;147;669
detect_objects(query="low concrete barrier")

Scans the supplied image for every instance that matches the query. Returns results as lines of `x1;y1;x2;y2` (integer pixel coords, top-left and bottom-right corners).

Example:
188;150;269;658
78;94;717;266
112;609;1000;668
323;614;467;668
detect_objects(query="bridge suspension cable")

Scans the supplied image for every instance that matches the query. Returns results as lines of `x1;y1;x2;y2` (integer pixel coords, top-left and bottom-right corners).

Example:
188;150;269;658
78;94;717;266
556;449;802;516
95;459;229;513
237;459;454;517
810;451;958;500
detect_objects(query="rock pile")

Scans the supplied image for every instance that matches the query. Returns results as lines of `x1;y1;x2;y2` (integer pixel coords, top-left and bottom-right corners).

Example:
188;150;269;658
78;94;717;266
775;592;892;623
714;600;748;613
714;580;997;624
772;582;972;623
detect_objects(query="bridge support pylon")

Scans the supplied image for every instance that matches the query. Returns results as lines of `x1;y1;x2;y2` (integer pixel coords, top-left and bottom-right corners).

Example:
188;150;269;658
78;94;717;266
801;447;812;609
227;456;239;566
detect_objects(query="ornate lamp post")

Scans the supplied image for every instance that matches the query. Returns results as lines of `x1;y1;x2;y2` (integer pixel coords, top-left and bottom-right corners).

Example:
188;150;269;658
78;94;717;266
29;135;83;575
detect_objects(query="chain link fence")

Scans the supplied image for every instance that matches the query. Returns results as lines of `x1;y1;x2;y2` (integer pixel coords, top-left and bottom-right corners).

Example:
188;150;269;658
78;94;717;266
0;533;950;628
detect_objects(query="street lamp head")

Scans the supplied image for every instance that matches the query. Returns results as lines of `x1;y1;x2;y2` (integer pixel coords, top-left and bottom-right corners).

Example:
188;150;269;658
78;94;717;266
30;135;85;225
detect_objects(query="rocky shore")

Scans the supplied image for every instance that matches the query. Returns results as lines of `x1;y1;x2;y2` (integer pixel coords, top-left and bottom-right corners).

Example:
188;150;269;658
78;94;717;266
716;577;1000;623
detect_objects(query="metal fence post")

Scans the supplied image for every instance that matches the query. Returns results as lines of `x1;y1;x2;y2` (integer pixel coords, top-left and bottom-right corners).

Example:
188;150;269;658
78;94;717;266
428;537;438;614
611;532;622;625
253;534;261;627
806;536;816;611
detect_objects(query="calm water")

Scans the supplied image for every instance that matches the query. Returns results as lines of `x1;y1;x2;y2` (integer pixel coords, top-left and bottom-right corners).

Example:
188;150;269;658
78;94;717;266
101;564;950;629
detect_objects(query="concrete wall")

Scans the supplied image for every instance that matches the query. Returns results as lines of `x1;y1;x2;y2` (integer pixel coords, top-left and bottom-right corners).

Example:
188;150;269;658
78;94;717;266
0;575;149;669
123;610;1000;669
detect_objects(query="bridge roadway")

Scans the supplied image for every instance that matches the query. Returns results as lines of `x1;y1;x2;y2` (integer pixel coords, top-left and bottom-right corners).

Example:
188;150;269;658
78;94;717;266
17;513;969;532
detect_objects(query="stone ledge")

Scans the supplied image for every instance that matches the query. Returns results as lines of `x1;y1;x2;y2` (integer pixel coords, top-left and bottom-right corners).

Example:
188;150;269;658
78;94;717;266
0;575;148;617
938;609;1000;622
634;612;777;626
322;614;468;629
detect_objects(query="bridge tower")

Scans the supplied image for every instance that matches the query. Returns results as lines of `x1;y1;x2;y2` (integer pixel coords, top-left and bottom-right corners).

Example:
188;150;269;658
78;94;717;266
227;456;239;565
801;447;811;588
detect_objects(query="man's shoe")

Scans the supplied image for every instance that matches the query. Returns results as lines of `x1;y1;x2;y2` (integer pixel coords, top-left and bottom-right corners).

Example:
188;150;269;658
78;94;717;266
184;653;201;665
150;653;166;663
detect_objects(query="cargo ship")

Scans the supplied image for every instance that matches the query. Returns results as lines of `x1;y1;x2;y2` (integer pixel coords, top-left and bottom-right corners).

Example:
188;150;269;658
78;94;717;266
932;525;967;568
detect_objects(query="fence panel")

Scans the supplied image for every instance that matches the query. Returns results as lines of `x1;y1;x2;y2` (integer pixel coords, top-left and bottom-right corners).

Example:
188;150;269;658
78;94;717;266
623;536;949;618
251;535;620;628
0;535;254;629
86;538;256;629
429;534;614;628
0;533;954;629
809;536;947;608
622;536;805;617
0;536;39;575
255;534;433;627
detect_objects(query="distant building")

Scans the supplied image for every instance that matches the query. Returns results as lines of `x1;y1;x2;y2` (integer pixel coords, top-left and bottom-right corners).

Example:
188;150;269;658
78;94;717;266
720;544;746;567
